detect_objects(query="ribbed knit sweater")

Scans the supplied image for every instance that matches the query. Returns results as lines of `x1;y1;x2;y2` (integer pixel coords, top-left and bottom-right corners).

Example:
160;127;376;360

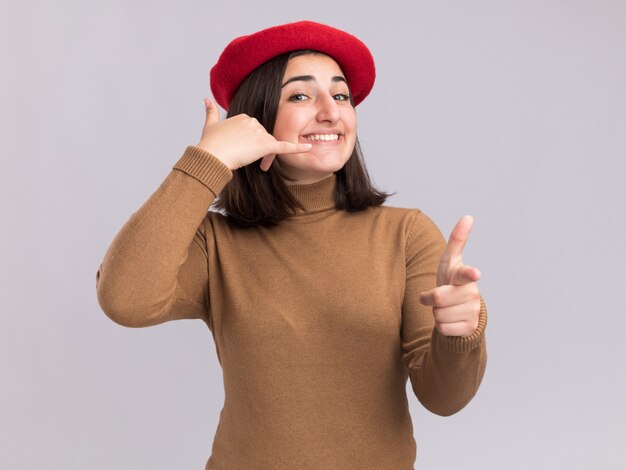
96;145;488;469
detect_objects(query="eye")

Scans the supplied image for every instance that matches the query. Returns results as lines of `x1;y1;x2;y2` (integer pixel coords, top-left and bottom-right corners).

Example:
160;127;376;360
334;93;351;102
287;93;309;102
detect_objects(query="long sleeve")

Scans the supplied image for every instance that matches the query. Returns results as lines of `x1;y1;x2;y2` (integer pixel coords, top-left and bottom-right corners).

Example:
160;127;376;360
401;209;488;416
95;145;233;328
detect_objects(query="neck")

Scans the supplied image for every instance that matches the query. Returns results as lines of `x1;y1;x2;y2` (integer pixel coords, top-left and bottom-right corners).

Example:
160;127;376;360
281;173;334;186
284;172;337;215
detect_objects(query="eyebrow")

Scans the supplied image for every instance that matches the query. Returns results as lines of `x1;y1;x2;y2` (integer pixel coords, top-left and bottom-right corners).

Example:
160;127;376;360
281;75;347;88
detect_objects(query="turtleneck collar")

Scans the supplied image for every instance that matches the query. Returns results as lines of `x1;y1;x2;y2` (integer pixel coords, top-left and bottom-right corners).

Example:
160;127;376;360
284;173;337;215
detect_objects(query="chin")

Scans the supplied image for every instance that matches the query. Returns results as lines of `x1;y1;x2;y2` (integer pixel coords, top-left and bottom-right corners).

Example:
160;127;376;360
287;161;345;176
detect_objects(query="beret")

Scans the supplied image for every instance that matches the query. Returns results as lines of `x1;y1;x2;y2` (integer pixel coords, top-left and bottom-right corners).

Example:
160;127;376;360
209;20;376;110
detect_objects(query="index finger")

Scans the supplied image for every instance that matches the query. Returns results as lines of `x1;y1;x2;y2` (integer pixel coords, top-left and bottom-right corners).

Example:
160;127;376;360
442;215;474;263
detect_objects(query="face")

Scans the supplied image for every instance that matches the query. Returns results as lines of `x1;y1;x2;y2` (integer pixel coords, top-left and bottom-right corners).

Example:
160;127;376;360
272;53;357;184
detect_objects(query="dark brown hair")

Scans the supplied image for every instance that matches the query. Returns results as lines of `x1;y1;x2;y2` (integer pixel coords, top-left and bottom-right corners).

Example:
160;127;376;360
211;49;395;227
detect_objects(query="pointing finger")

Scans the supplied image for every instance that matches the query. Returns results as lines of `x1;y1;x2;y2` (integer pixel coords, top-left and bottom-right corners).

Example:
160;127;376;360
442;215;474;265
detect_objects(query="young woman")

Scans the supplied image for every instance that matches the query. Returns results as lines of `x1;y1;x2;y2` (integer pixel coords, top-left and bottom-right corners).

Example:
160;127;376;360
96;20;488;470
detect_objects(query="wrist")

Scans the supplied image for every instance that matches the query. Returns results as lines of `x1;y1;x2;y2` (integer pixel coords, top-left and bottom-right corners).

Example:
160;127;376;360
194;143;236;171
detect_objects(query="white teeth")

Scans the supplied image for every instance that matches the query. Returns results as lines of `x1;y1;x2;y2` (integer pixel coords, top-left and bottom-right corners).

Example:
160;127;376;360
304;134;340;141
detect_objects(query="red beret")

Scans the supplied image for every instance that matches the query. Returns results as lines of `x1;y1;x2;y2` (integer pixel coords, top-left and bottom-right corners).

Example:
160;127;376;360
209;20;376;110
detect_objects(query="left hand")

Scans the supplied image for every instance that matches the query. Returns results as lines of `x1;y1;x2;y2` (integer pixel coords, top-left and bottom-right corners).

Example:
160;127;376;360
419;215;482;337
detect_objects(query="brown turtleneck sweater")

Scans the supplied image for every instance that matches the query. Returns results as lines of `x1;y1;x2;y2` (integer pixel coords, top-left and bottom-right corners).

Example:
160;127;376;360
96;145;488;469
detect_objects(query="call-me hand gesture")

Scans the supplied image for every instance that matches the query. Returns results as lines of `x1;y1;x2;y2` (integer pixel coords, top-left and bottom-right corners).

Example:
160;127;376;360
419;215;482;337
196;98;312;172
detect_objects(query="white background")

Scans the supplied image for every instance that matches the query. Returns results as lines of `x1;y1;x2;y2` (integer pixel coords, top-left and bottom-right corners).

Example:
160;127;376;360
1;0;624;468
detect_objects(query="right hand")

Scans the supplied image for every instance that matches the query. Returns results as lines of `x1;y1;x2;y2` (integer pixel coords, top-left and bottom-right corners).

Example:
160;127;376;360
196;98;312;172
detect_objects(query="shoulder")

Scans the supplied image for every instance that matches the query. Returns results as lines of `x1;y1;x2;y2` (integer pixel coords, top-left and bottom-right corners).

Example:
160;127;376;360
372;205;446;265
371;205;443;241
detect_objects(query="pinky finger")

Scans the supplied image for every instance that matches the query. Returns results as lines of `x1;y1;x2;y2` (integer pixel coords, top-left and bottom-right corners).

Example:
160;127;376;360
435;321;475;337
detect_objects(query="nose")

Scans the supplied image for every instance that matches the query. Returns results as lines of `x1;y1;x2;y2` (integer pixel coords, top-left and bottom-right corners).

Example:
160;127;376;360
316;93;340;123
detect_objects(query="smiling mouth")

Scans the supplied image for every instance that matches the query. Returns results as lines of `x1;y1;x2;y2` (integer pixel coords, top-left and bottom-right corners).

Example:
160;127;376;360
301;133;342;142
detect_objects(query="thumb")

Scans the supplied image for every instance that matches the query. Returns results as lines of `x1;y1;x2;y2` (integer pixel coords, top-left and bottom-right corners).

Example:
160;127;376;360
451;264;481;286
203;98;220;127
